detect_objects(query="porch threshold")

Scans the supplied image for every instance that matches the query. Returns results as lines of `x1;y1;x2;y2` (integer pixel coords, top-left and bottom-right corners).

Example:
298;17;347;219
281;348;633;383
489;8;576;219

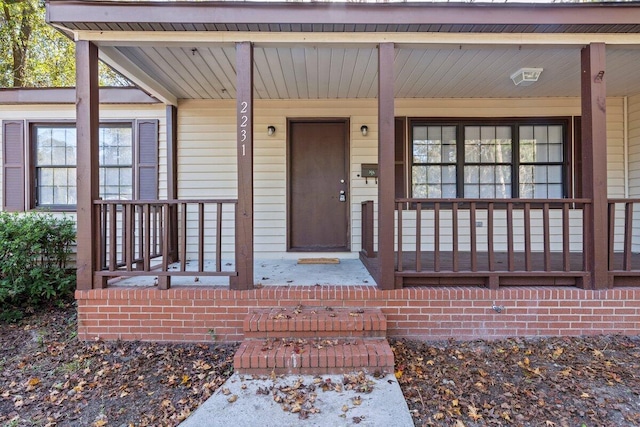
109;258;375;288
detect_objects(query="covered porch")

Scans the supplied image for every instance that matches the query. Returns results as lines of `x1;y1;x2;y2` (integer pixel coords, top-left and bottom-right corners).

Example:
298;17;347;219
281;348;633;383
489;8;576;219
47;1;640;292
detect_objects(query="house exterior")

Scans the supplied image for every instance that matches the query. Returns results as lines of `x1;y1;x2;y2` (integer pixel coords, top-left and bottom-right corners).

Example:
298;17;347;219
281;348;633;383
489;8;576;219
2;1;640;341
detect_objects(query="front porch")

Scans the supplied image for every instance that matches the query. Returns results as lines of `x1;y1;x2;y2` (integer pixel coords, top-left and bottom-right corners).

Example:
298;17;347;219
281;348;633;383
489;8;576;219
48;1;640;293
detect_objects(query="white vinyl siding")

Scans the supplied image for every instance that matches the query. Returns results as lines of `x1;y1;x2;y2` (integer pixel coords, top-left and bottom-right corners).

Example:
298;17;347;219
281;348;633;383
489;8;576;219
176;97;626;258
627;95;640;253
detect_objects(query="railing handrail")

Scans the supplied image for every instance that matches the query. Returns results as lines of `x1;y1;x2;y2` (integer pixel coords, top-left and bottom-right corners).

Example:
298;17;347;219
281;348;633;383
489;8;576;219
608;198;640;204
395;197;591;205
93;198;238;205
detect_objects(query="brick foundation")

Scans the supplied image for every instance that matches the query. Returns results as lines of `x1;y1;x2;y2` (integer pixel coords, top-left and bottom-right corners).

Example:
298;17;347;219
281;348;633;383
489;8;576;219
76;286;640;342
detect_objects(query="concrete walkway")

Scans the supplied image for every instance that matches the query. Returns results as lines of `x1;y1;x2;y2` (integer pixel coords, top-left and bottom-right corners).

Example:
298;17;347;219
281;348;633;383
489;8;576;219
179;373;414;427
112;258;375;287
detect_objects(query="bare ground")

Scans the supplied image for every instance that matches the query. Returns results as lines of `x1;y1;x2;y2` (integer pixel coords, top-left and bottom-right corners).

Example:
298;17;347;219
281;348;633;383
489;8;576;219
1;306;639;427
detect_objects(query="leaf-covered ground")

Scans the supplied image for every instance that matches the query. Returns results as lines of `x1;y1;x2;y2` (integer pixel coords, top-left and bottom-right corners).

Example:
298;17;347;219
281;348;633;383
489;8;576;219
2;306;640;427
0;305;237;426
391;336;640;427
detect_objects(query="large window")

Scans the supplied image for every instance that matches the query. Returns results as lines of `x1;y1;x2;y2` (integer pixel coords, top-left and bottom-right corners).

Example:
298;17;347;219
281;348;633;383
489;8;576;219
408;118;569;199
33;123;133;208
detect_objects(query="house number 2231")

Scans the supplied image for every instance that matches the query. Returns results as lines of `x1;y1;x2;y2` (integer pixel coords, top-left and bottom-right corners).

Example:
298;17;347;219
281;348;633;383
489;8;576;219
240;101;248;156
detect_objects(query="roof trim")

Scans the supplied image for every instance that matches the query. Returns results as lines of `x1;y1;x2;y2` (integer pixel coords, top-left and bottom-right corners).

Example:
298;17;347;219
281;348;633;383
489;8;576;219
46;1;640;29
0;87;160;105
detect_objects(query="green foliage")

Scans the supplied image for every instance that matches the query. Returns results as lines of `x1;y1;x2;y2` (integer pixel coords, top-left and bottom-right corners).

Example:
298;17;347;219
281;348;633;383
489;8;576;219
0;212;76;320
1;0;131;87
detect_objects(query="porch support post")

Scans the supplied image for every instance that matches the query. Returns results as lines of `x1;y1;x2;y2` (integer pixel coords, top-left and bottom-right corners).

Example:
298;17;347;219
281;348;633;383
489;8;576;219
166;105;179;263
378;42;396;289
76;41;100;290
581;42;608;290
231;41;254;290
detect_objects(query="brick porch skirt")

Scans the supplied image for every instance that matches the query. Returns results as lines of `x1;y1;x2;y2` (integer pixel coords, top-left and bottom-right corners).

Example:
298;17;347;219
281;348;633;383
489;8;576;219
76;286;640;342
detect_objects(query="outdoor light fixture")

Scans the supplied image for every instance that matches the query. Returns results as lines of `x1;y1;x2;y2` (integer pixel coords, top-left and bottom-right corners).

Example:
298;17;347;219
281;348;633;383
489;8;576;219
510;68;543;86
267;125;276;136
360;125;369;136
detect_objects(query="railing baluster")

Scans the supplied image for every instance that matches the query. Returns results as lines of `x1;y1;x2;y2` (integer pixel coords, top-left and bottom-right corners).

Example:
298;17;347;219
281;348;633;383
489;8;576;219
452;202;459;272
198;202;205;272
125;203;133;271
180;203;187;272
158;204;171;290
543;202;550;272
507;203;514;271
152;205;159;256
470;201;477;272
583;203;591;272
100;204;107;270
137;204;144;267
563;202;570;272
144;204;151;271
397;202;403;273
624;202;633;271
415;202;422;272
216;202;223;273
524;202;531;272
488;202;494;272
434;202;440;272
109;203;117;272
608;202;616;271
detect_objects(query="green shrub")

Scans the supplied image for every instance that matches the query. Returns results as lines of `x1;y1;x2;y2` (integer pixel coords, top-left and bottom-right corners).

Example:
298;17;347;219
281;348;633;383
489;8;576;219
0;212;76;320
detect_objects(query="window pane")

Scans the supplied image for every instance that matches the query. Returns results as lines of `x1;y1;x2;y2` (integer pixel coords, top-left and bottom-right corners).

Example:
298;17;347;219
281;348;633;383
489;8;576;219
464;165;479;184
442;184;456;198
412;125;457;198
464;184;479;198
426;166;440;184
34;123;134;207
548;143;563;162
413;126;427;141
518;124;565;199
547;184;563;198
442;165;456;184
548;165;562;183
479;166;494;184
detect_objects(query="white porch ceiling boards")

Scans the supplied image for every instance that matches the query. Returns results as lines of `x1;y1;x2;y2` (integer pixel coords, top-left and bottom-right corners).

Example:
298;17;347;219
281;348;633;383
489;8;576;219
106;44;640;100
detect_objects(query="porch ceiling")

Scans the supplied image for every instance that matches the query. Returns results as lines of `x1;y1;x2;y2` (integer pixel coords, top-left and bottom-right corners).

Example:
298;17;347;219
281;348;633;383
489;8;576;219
101;44;640;100
46;1;640;102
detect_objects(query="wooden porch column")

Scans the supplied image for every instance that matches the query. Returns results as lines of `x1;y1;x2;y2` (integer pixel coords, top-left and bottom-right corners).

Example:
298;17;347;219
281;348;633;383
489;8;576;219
231;41;254;290
76;41;100;290
581;43;608;290
378;42;396;289
166;105;179;263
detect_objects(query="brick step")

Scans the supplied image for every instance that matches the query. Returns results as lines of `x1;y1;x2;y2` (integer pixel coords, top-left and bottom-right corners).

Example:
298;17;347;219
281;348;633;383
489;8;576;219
243;306;387;339
233;337;394;375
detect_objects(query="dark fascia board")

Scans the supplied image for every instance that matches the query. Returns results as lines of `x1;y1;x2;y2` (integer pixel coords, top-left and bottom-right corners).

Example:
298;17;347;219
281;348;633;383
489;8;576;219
46;1;640;28
0;87;160;105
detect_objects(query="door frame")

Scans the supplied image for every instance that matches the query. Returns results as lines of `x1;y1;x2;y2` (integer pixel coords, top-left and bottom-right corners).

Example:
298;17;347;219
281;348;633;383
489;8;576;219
286;117;351;252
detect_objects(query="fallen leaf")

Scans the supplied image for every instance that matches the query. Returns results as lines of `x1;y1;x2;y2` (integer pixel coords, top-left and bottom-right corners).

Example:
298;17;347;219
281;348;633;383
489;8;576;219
227;394;238;403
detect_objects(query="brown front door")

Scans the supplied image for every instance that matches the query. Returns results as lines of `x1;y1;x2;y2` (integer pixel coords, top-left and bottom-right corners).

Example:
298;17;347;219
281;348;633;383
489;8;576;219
288;120;349;251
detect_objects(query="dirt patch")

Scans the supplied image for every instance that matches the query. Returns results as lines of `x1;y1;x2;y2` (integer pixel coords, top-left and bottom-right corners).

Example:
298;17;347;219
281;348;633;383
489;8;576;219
0;305;237;426
3;306;640;427
391;336;640;427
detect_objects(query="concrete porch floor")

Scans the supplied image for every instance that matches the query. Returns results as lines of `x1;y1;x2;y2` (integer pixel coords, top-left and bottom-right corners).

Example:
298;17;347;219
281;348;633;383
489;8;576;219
110;257;376;287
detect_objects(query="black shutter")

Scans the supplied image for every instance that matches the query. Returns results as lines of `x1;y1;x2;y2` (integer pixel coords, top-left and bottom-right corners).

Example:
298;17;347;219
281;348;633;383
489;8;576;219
136;119;159;200
2;121;25;211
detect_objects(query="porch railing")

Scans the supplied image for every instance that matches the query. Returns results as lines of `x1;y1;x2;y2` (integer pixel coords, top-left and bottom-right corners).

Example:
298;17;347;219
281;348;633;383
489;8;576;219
608;199;640;285
93;199;238;288
360;198;594;288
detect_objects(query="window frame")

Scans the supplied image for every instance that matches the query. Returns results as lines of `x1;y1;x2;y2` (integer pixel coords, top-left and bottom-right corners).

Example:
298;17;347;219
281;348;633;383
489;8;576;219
29;120;136;211
406;117;573;200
